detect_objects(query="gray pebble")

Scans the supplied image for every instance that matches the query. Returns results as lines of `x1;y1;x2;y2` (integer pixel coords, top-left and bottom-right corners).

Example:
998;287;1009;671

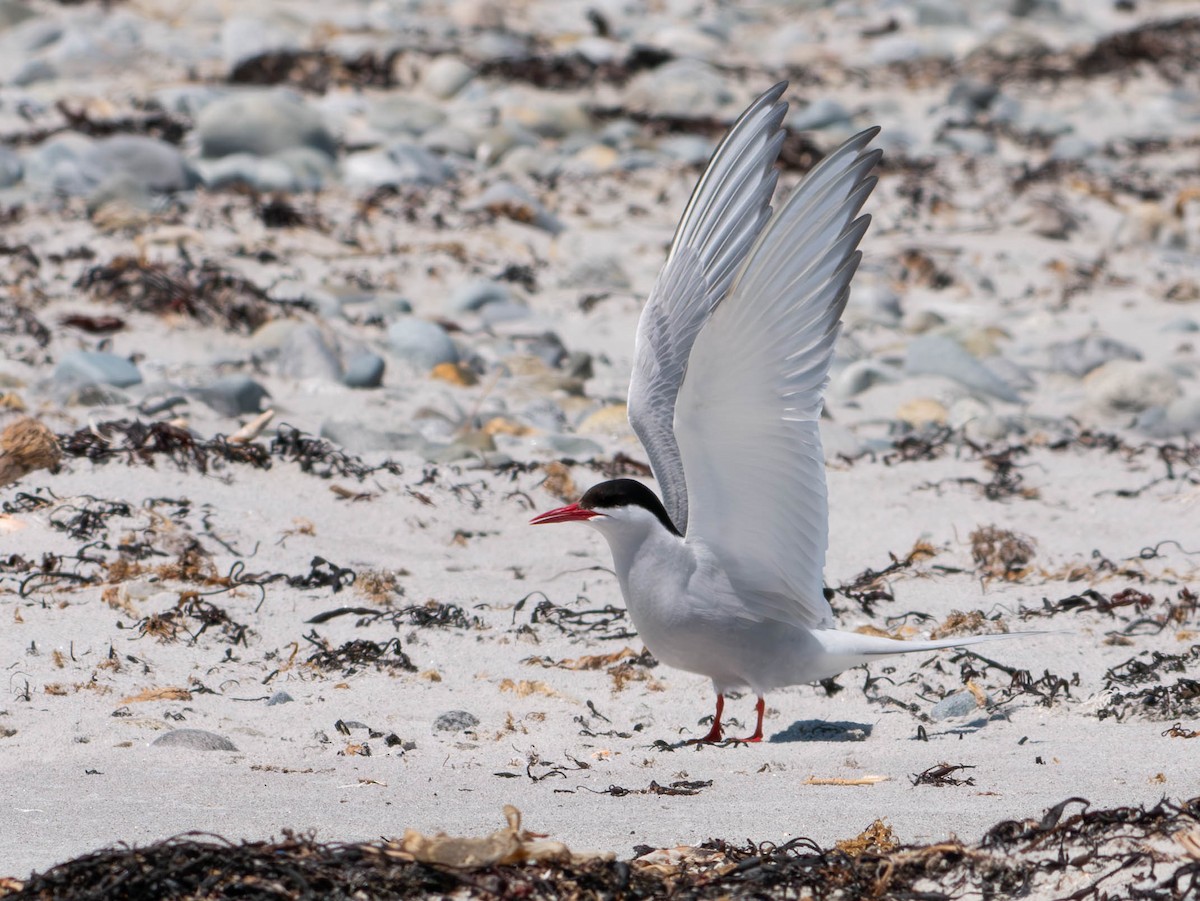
55;351;141;388
277;323;342;381
433;710;479;733
194;375;269;417
466;182;562;234
1048;335;1141;378
930;690;981;721
449;279;511;313
832;360;898;398
625;59;734;117
22;133;102;195
151;729;238;751
1136;395;1200;438
1084;360;1180;416
88;135;196;193
480;301;532;327
267;691;294;706
421;56;476;99
789;98;850;132
343;143;451;189
342;351;385;389
0;145;22;187
386;317;459;370
197;153;300;193
1163;317;1199;333
197;91;337;160
905;335;1022;403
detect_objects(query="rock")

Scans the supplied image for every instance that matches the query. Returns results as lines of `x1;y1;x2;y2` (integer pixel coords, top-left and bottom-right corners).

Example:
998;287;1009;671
1049;135;1099;162
501;96;592;138
55;351;141;389
1136;396;1200;438
789;98;850;131
0;146;22;187
151;729;238;751
342;351;385;389
86;171;153;216
421;56;476;99
656;134;715;166
465;181;562;234
916;0;970;26
421;125;475;159
197;91;337;160
832;360;898;398
193;376;270;417
267;691;294;706
387;318;459;370
342;144;451;189
517;332;567;369
196;153;299;192
431;361;477;386
897;397;948;427
1084;360;1180;417
930;690;982;721
277;323;342;381
626;59;735;118
272;146;336;191
22;133;102;195
1047;335;1142;378
905;335;1022;403
559;255;630;291
849;281;902;324
433;710;479;733
449;279;511;314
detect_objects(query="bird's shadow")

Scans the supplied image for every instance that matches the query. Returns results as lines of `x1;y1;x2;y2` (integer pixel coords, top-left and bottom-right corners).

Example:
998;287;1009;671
767;719;873;743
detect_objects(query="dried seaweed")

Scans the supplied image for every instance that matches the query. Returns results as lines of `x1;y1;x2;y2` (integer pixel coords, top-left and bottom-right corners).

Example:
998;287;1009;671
78;256;305;333
134;595;251;646
834;542;936;616
44;497;132;540
0;303;51;348
229;49;399;93
58;420;271;473
516;593;635;641
368;602;481;630
289;557;356;594
303;632;417;676
3;795;1198;900
970;525;1036;581
593;779;713;797
911;763;976;787
269;426;404;480
1098;645;1200;722
478;45;672;90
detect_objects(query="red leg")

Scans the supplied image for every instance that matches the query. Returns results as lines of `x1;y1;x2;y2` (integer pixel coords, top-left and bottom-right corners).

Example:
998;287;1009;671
687;693;724;744
732;696;765;743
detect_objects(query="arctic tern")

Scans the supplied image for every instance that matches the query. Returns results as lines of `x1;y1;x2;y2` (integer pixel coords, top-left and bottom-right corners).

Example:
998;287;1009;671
532;82;1025;744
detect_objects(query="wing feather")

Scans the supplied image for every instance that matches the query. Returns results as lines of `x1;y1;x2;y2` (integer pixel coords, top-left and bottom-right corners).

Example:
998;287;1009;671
675;129;881;629
628;83;790;534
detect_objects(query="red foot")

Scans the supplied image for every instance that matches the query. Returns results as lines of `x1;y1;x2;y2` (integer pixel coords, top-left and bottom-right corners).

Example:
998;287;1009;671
730;697;765;743
685;693;725;744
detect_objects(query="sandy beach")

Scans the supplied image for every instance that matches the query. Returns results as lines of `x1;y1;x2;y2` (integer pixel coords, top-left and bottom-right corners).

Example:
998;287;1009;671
2;0;1199;897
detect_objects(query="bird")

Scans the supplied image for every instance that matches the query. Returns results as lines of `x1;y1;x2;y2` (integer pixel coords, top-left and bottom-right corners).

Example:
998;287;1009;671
531;82;1028;744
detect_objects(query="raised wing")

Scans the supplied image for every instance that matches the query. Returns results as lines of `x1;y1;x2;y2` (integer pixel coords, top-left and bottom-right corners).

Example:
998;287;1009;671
675;129;881;629
628;83;789;535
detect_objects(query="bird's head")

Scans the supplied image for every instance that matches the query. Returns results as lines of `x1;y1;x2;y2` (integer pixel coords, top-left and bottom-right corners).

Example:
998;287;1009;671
530;478;681;538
